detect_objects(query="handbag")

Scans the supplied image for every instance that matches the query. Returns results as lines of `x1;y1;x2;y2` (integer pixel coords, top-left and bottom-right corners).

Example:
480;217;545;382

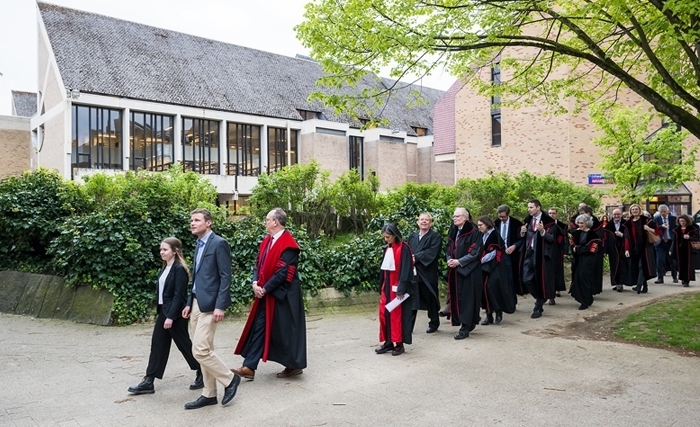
646;229;660;244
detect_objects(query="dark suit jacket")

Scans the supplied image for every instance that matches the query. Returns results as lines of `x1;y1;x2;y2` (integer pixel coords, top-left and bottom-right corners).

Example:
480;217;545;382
157;262;190;320
494;217;524;250
407;228;442;299
653;214;676;244
187;232;232;312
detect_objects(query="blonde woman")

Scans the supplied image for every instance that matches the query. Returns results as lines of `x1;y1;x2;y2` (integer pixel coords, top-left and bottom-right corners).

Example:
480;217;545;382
128;237;202;394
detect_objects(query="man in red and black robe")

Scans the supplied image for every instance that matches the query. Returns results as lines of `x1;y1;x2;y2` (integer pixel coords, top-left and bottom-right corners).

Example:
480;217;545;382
233;208;307;380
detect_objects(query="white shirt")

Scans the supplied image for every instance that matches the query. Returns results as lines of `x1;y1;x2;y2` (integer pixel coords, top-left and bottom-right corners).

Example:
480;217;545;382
158;264;173;305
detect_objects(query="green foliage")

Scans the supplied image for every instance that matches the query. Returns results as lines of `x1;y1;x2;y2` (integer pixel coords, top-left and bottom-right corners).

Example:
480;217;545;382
613;292;700;351
590;103;696;203
48;167;220;324
0;168;92;271
248;160;334;238
329;168;381;233
296;0;700;140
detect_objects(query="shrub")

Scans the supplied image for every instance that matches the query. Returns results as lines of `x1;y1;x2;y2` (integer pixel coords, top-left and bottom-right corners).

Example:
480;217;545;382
0;168;92;271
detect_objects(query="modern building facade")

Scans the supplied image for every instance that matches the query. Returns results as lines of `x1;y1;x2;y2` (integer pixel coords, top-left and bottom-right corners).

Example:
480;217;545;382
29;2;453;210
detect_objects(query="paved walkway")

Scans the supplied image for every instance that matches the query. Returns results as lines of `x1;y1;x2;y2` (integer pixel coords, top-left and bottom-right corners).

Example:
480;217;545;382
2;279;699;427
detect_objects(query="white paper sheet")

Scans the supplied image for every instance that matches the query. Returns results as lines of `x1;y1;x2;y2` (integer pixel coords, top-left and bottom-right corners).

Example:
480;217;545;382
385;294;410;312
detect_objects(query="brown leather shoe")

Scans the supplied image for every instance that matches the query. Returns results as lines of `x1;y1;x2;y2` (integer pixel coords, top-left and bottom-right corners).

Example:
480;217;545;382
230;366;255;381
276;368;303;378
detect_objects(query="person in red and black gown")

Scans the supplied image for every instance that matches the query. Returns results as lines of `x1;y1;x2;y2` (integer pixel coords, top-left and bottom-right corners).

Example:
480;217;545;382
569;215;604;310
233;208;307;380
670;214;699;287
447;207;483;339
623;204;660;294
604;208;631;291
375;223;416;356
477;216;515;325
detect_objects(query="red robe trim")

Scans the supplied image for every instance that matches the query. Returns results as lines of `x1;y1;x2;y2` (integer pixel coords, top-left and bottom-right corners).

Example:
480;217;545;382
234;230;300;361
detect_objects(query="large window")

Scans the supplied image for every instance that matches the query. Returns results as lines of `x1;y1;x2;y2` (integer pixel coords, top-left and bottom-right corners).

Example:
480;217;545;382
130;112;173;171
491;61;502;147
349;136;364;179
71;105;123;173
267;127;298;172
227;123;261;176
182;118;220;174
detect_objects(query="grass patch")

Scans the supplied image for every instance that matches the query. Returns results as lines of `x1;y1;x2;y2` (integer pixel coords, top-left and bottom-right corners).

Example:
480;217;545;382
613;292;700;351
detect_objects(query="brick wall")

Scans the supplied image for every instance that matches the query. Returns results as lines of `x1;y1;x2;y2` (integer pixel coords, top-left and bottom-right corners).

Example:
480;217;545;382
0;116;31;180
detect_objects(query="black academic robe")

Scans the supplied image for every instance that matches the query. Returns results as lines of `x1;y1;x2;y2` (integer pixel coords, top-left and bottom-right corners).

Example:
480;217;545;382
519;213;563;301
235;232;307;370
446;223;483;327
553;220;568;292
671;225;700;282
604;220;631;286
407;229;442;312
569;229;604;307
623;217;659;284
480;230;515;315
494;217;525;297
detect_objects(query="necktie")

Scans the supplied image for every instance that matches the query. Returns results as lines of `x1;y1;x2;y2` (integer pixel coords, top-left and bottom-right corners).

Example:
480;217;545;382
500;222;508;245
258;237;273;268
529;218;538;249
663;217;669;241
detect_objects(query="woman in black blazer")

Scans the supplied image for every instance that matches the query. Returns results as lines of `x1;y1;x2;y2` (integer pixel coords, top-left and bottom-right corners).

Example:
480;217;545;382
128;237;202;394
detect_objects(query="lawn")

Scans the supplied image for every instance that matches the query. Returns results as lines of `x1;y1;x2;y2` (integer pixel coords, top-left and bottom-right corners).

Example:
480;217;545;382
613;292;700;351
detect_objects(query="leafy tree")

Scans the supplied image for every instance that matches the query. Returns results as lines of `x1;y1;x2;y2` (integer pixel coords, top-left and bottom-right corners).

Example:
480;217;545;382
248;160;334;237
329;168;381;233
296;0;700;140
591;103;696;203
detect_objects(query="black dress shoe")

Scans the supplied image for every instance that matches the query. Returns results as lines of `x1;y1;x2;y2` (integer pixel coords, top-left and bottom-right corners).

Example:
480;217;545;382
481;315;493;325
641;283;648;293
391;344;405;356
634;285;641;294
454;330;469;340
127;376;154;394
531;309;542;319
426;326;438;333
495;313;503;324
189;370;203;390
673;279;679;283
221;374;241;405
184;395;217;410
468;323;476;332
654;280;663;284
375;342;394;354
683;281;690;287
578;304;588;310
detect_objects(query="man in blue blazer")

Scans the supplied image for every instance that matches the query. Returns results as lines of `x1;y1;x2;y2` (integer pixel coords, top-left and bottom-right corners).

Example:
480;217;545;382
182;208;240;409
653;204;678;284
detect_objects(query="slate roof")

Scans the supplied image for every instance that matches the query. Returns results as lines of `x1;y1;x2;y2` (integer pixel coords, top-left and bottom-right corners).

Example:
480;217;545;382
11;91;37;117
38;2;445;136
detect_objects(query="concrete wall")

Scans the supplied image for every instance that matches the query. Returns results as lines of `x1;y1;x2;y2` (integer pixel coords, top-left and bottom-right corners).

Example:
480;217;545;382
0;115;31;179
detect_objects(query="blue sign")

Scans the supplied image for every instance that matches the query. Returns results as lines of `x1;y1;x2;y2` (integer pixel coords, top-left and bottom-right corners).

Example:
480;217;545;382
588;174;613;185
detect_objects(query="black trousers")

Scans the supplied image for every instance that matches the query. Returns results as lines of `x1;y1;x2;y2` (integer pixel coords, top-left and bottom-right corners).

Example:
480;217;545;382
418;280;440;329
145;310;200;379
242;300;267;371
655;240;677;280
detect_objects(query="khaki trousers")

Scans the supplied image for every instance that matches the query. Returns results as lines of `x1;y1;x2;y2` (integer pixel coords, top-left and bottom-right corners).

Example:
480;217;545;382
191;299;234;397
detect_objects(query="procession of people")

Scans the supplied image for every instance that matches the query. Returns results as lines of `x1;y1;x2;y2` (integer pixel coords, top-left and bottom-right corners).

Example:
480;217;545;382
127;202;698;409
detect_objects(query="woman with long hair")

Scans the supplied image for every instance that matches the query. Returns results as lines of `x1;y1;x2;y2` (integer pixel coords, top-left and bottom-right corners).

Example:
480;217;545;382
128;237;202;394
670;214;699;287
623;204;661;294
375;223;416;356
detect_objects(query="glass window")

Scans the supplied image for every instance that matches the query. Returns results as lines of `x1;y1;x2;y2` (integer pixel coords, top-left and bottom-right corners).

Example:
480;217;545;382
349;136;364;179
182;118;220;174
491;112;502;147
267;127;298;173
130;111;173;171
71;105;123;173
227;123;261;176
491;62;501;109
